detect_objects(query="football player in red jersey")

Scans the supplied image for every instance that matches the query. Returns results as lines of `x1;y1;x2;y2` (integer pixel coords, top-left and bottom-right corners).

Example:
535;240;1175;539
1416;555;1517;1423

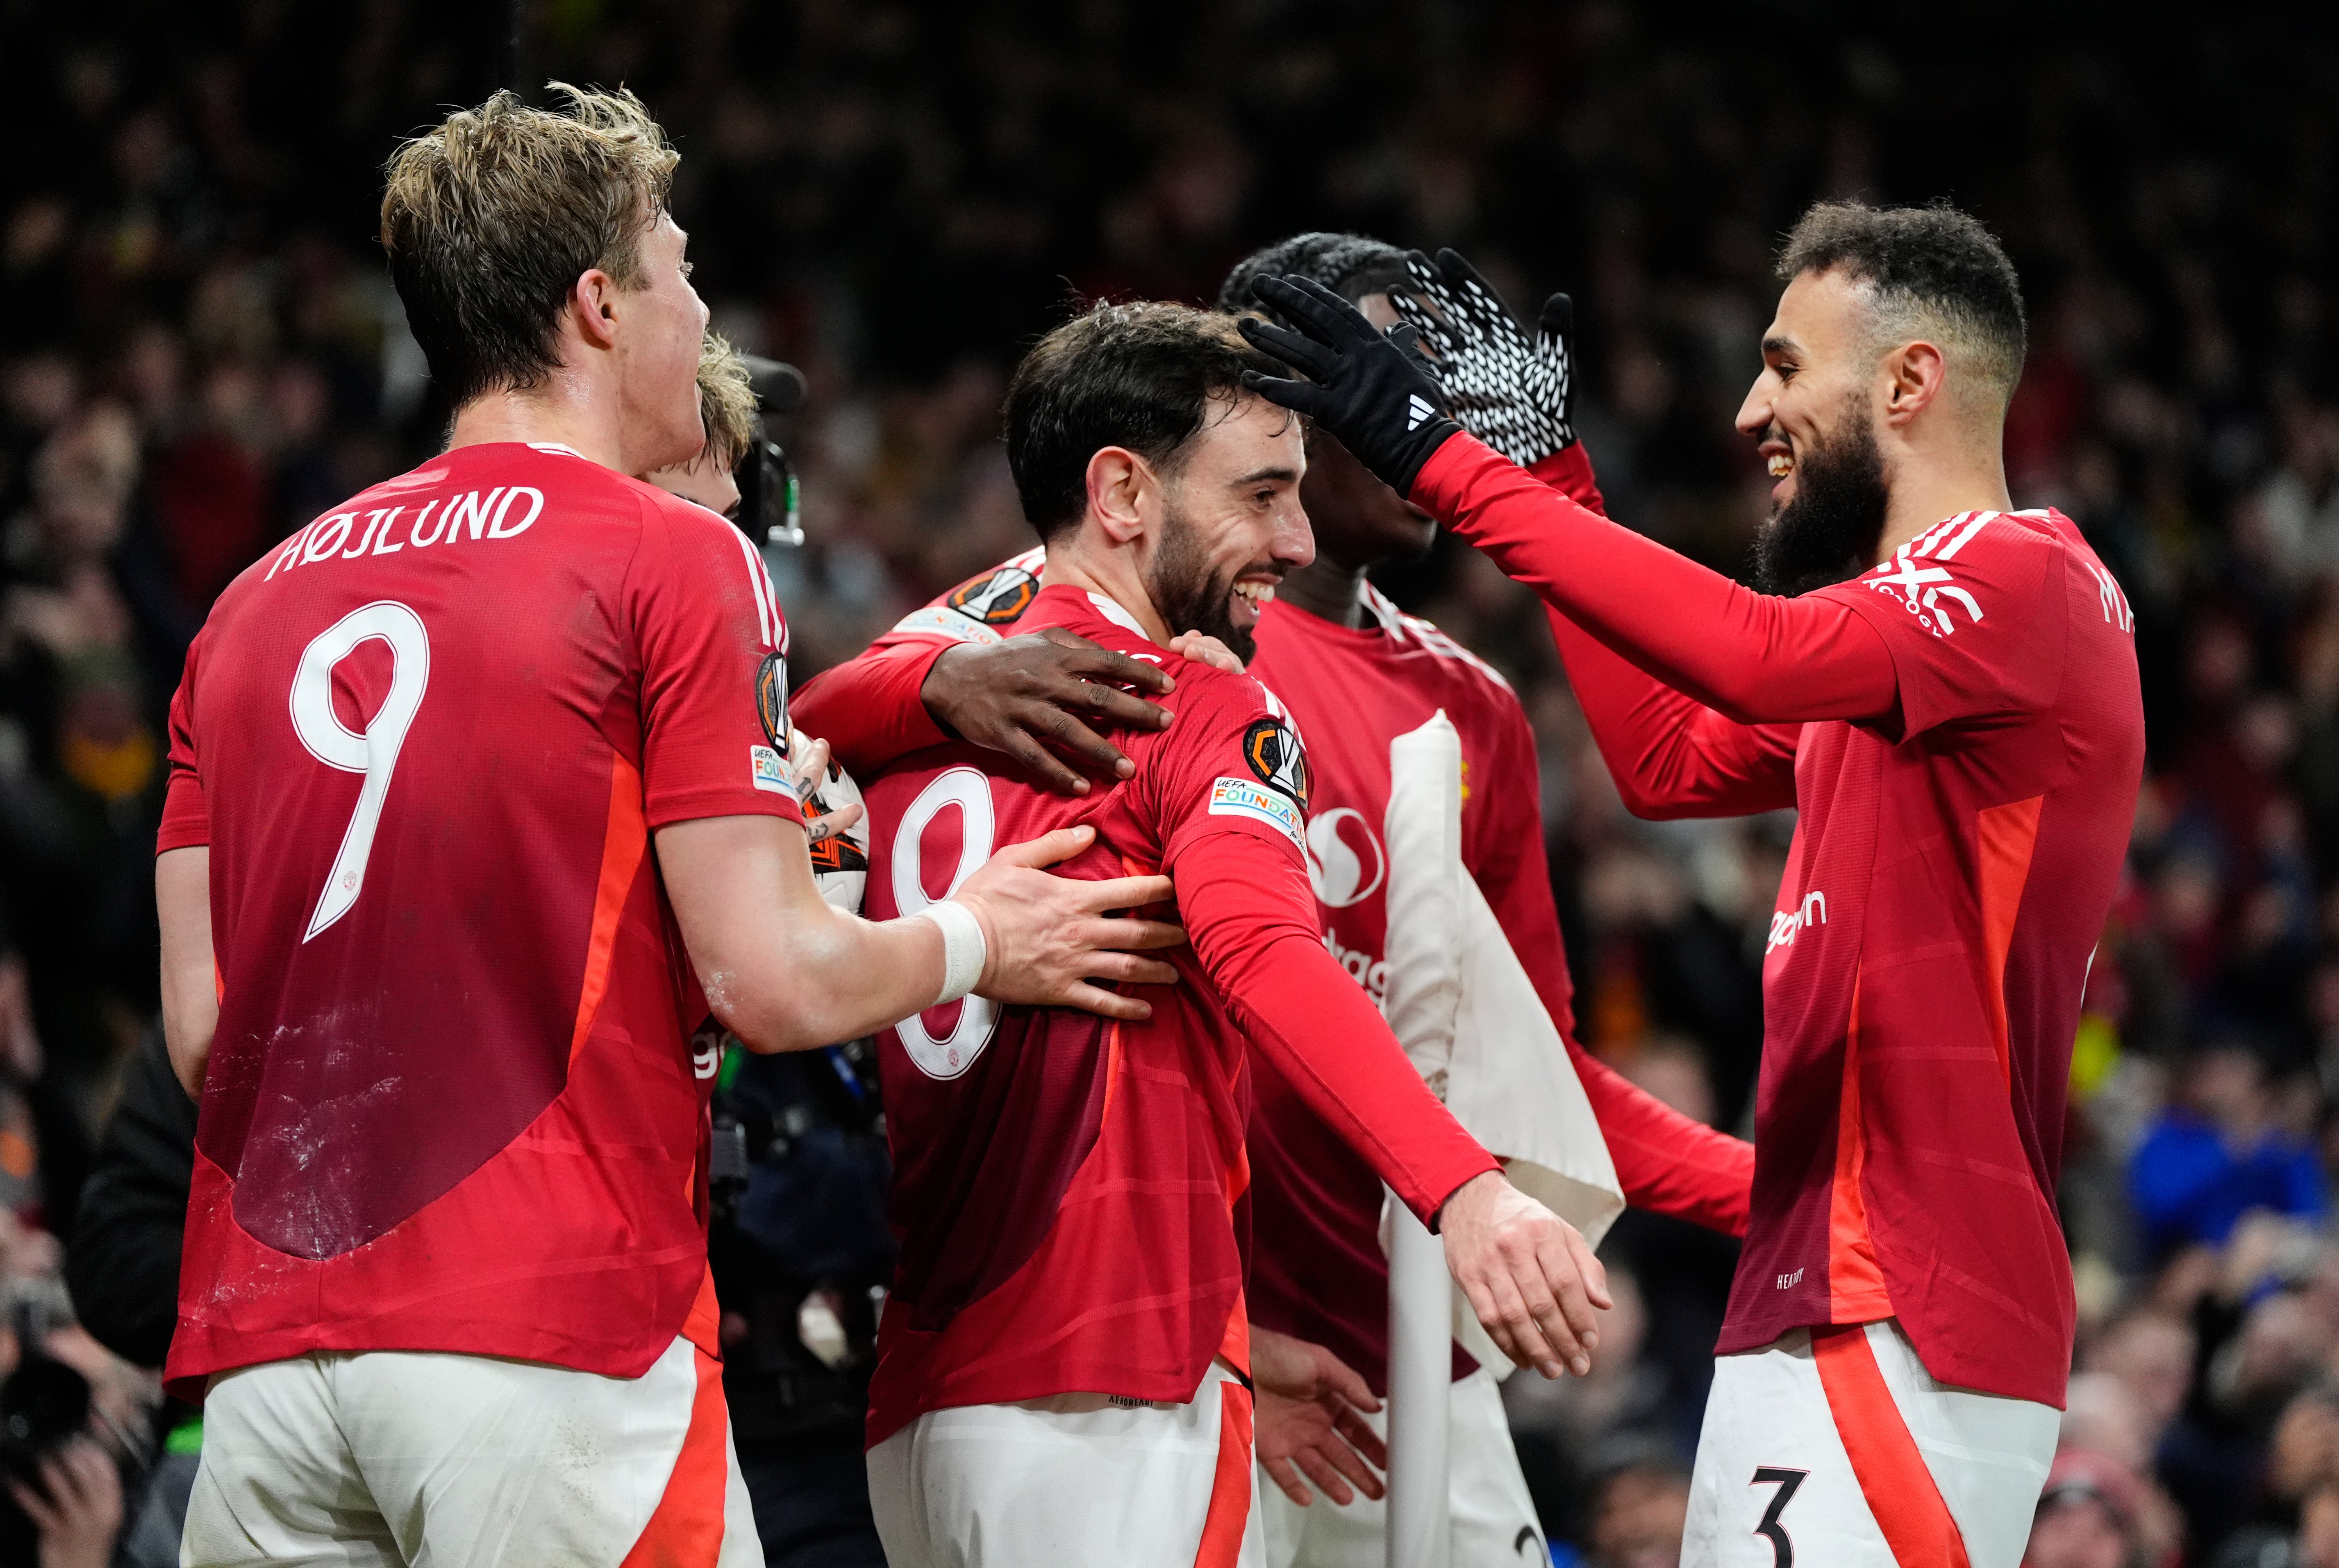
843;300;1612;1568
794;234;1756;1568
158;88;1186;1567
1238;204;2146;1568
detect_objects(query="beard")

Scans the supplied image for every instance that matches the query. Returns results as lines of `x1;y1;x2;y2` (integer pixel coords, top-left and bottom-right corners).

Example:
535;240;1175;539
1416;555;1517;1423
1753;399;1891;596
1148;494;1259;663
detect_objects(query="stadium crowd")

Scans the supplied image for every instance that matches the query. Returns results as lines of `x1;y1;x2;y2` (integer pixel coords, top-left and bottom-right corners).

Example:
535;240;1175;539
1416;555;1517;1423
0;2;2334;1564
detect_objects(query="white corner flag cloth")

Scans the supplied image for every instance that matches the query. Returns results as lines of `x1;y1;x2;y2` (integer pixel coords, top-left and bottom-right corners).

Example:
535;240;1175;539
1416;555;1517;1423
1381;710;1625;1377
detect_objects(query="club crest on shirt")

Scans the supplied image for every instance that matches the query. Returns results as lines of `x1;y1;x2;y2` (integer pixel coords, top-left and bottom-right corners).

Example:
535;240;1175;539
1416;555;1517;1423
1242;718;1310;811
947;564;1038;626
755;649;789;749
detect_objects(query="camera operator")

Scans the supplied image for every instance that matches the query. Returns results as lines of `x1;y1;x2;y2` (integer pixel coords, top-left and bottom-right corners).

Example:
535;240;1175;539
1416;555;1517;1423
63;1023;191;1567
0;1275;148;1568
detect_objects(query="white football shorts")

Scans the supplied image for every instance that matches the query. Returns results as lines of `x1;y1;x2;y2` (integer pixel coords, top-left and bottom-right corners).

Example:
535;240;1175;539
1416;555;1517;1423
1257;1365;1547;1568
1683;1320;2057;1568
180;1335;760;1568
866;1360;1263;1568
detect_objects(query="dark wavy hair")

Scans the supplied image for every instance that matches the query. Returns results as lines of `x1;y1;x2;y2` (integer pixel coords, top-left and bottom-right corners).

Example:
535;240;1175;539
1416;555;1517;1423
1003;300;1288;540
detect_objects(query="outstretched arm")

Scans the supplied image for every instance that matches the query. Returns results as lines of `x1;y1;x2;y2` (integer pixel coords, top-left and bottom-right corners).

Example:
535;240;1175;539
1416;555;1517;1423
791;638;956;779
1237;274;1900;730
659;812;1185;1053
794;628;1175;791
1422;437;1897;726
1172;828;1611;1378
1525;447;1801;818
1468;670;1754;1236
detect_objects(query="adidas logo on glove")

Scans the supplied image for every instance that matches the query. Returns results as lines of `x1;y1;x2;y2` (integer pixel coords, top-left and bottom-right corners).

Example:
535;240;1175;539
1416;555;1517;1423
1406;394;1437;431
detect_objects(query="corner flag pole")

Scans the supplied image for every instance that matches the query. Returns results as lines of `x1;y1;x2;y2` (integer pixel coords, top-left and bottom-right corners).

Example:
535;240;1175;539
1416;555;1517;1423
1381;716;1465;1568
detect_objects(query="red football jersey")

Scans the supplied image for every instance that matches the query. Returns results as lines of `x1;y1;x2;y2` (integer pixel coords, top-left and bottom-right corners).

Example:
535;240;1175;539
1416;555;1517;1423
158;441;800;1396
1733;508;2142;1403
856;585;1494;1444
1420;432;2146;1408
1239;589;1752;1394
796;538;1753;1399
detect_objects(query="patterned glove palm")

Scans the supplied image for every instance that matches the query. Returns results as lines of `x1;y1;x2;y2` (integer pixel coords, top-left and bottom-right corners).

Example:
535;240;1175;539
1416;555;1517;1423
1393;247;1578;467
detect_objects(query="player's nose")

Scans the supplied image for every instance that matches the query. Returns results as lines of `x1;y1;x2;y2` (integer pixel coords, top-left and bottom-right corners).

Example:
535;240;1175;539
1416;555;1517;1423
1734;375;1775;438
1273;503;1315;570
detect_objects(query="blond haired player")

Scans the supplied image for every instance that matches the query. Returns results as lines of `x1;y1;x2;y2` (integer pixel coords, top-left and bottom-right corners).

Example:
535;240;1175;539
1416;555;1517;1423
646;330;762;518
159;86;1181;1565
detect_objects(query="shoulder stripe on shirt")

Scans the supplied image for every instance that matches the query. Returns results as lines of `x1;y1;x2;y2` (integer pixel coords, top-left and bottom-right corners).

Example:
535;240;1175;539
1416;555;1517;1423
727;526;779;651
1361;585;1514;692
1932;515;1993;560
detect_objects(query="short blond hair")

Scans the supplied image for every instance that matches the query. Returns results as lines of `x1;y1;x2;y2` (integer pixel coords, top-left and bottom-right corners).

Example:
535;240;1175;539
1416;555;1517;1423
380;83;678;407
696;334;761;469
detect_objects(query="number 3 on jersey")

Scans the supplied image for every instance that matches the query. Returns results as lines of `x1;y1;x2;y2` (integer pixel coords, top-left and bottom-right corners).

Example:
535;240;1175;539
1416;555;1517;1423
289;601;430;942
891;767;998;1078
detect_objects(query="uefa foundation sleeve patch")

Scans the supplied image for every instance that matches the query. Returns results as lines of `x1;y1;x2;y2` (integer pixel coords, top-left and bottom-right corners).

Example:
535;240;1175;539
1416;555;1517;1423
1208;776;1303;847
751;744;798;799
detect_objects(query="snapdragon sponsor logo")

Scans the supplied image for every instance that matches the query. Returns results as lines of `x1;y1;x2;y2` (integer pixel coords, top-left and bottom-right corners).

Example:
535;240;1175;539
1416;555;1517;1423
1764;890;1827;955
1324;928;1389;1010
1304;808;1386;909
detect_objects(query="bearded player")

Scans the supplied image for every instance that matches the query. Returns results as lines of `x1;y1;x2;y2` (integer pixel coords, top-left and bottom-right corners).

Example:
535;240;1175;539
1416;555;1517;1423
157;88;1187;1565
1238;204;2145;1568
794;234;1755;1567
841;300;1613;1568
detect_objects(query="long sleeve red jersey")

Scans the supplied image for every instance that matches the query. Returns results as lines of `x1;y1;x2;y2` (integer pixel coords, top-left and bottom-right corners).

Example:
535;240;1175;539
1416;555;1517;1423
1415;433;2145;1408
797;538;1754;1397
857;585;1496;1443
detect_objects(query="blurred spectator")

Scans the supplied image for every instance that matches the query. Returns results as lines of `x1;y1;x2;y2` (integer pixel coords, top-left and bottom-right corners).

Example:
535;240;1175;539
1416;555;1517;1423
2129;1048;2329;1262
2;7;2339;1565
2027;1449;2181;1568
2084;1307;2198;1463
1584;1447;1693;1568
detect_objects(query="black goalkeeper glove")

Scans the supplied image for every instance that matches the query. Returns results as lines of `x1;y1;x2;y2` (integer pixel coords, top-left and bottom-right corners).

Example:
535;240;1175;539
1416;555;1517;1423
1237;275;1463;498
1393;247;1577;466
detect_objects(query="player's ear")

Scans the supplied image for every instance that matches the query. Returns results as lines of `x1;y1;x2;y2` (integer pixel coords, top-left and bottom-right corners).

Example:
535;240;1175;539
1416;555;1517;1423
568;268;621;353
1881;339;1946;427
1085;447;1150;544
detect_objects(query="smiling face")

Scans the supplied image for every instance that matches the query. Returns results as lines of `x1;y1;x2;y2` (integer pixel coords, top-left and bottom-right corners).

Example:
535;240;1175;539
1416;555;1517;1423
612;211;712;474
1736;268;1893;594
1143;391;1313;660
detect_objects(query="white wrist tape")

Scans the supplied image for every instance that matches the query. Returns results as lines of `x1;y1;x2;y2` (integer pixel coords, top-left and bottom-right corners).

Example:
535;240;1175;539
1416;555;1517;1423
918;900;987;1008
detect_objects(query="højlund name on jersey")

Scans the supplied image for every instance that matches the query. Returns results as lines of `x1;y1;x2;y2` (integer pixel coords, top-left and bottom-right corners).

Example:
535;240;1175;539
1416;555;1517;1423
264;486;547;582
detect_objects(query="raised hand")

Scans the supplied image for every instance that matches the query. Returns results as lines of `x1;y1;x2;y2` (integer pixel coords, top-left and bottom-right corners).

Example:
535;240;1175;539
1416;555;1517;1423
952;824;1185;1021
922;627;1177;796
1237;275;1462;497
1393;247;1578;467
